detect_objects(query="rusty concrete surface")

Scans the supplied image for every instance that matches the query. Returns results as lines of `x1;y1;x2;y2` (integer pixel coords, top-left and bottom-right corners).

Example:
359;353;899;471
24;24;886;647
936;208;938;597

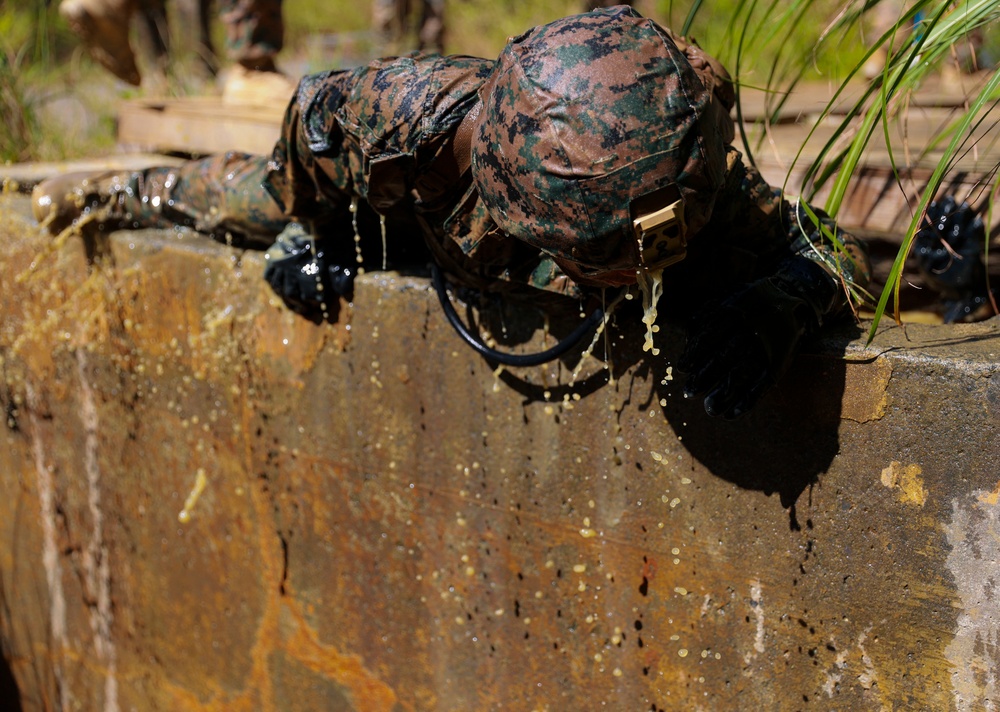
0;193;999;711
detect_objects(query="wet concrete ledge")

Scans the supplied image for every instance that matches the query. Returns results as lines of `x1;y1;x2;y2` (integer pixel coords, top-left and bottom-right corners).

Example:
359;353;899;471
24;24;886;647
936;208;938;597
1;193;999;711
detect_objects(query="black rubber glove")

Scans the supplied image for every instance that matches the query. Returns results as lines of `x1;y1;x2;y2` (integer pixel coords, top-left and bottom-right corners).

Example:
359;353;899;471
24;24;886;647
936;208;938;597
914;196;991;323
263;223;355;323
679;256;838;419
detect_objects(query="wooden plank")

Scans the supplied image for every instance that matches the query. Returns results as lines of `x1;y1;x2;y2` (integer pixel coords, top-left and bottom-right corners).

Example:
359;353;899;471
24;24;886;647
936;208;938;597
745;84;1000;236
117;97;286;156
738;71;994;123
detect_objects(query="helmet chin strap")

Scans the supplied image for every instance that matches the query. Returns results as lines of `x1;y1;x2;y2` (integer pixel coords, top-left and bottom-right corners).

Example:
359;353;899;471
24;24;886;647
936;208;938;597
429;262;606;367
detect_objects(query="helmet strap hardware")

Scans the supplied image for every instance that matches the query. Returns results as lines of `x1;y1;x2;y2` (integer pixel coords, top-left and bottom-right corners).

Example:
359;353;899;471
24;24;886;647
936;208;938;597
631;185;687;270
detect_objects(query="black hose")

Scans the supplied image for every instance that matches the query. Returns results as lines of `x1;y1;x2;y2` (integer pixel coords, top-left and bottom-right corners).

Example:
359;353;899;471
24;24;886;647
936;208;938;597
430;262;605;367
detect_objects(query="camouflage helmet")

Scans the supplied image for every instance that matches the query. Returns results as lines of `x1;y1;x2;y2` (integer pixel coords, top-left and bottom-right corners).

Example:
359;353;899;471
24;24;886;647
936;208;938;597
470;6;734;287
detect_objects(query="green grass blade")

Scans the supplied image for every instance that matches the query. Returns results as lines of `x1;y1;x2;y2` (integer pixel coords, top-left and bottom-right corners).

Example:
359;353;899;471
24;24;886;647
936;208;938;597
681;0;705;37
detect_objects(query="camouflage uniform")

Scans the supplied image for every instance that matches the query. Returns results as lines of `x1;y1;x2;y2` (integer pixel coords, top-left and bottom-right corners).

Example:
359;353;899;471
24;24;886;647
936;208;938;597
110;10;868;303
36;7;872;418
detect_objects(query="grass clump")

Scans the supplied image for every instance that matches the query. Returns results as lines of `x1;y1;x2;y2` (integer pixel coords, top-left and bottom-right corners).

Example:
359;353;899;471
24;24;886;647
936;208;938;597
0;45;38;163
0;0;119;162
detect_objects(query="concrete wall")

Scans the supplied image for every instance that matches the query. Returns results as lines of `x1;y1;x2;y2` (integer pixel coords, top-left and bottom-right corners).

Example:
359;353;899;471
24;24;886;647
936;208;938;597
1;193;999;711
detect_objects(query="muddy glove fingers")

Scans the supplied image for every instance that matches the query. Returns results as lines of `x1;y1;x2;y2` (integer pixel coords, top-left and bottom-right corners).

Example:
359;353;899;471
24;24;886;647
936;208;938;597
678;305;743;395
679;257;838;419
263;224;354;323
915;197;989;321
266;260;318;320
679;289;792;420
702;351;771;419
914;195;986;290
263;228;318;318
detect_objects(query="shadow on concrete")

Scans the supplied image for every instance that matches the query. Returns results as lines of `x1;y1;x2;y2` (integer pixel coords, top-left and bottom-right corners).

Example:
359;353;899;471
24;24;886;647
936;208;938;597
651;324;857;531
468;293;855;531
316;203;856;528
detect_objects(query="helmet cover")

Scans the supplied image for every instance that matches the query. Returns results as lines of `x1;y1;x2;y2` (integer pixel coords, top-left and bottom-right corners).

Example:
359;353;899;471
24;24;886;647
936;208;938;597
471;6;732;285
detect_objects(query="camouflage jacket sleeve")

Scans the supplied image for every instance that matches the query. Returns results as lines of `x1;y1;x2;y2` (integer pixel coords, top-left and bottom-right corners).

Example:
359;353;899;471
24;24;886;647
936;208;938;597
263;55;493;225
707;148;871;311
260;54;583;298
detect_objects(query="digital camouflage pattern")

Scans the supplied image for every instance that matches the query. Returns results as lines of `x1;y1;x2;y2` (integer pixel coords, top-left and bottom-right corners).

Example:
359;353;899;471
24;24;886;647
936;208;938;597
41;7;869;307
265;6;868;302
471;7;732;287
262;53;570;294
50;155;288;248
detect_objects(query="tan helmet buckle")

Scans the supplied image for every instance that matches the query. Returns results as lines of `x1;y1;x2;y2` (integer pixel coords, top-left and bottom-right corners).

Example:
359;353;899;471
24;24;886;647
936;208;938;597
631;185;687;270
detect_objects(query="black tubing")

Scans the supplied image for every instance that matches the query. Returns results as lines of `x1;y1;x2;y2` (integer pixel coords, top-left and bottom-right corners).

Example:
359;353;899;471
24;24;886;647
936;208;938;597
430;262;605;367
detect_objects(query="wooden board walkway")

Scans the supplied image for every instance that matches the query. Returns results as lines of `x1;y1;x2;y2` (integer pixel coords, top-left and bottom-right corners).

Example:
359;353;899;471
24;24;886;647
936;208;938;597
739;72;1000;236
117;96;287;158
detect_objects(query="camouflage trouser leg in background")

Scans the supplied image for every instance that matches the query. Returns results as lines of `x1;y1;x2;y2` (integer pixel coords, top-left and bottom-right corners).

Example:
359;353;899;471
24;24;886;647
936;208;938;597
417;0;445;53
372;0;407;50
217;0;285;70
133;152;289;247
135;0;169;68
372;0;444;54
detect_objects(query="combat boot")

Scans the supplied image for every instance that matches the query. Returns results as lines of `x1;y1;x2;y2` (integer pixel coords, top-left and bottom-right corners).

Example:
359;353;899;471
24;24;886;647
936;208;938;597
59;0;141;85
32;170;166;236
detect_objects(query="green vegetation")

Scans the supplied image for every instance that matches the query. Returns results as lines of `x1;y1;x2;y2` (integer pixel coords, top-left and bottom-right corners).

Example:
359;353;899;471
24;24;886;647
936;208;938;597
0;0;118;162
733;0;1000;334
0;43;37;163
820;0;1000;335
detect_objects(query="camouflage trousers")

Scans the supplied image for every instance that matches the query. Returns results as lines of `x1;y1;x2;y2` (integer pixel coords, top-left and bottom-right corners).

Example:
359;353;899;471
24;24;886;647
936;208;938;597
126;152;289;247
219;0;284;67
120;153;428;269
136;0;283;68
372;0;445;54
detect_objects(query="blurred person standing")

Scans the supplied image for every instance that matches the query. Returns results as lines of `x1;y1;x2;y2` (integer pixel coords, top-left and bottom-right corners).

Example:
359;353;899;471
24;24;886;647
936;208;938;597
59;0;293;103
372;0;445;54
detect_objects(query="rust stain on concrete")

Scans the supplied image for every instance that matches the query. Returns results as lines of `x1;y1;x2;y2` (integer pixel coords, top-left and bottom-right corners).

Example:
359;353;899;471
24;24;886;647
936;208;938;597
977;481;1000;506
283;601;401;711
841;357;892;422
880;461;928;506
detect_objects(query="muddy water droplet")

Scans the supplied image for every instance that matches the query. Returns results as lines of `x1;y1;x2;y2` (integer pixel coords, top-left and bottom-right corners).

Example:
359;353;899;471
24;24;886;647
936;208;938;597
380;214;387;271
177;468;208;523
637;268;663;356
350;198;365;275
